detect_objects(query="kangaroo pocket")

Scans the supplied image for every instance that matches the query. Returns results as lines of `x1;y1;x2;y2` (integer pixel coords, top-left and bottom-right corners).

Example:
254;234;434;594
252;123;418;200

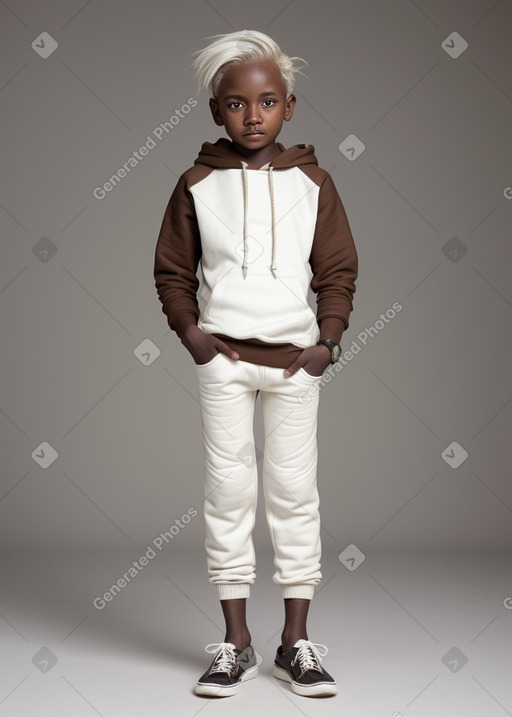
202;274;316;342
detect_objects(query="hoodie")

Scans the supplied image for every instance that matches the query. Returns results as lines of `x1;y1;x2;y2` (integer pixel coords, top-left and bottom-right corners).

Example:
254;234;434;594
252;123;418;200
153;137;358;369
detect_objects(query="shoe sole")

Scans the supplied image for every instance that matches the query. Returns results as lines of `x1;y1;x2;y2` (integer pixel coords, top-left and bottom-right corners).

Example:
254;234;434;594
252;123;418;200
273;663;337;697
195;663;258;696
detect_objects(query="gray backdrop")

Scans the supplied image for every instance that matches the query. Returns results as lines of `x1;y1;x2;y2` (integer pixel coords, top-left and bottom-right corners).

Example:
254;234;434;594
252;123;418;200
2;0;511;554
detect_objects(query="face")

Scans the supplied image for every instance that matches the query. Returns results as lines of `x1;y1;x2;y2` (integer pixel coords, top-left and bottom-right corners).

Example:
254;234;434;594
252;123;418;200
209;60;296;153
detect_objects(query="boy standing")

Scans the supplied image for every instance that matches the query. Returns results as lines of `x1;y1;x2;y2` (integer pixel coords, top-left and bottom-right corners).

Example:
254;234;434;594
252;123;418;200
153;30;358;698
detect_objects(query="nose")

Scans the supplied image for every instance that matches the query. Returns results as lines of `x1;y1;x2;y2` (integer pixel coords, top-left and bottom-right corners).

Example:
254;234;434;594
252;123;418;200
244;103;263;125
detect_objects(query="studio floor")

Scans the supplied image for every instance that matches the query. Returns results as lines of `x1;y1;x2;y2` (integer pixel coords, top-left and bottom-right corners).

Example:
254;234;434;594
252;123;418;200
0;549;511;716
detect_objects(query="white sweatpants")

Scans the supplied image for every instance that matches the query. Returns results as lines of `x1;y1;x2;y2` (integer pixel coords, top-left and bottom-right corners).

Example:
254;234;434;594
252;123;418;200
195;352;323;601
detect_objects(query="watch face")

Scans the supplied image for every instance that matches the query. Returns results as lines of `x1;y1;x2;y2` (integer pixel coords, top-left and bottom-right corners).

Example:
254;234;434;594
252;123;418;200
332;344;341;362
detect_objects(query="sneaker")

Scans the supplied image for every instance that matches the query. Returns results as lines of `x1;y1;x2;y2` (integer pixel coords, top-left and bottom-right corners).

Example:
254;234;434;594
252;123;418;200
195;641;258;696
273;638;337;696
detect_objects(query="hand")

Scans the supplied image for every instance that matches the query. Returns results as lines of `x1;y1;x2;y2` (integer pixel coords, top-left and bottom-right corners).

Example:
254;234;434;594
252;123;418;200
181;325;239;365
283;344;331;378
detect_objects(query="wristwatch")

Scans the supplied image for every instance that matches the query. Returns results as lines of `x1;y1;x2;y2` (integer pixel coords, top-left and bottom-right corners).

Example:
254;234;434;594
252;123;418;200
317;339;341;364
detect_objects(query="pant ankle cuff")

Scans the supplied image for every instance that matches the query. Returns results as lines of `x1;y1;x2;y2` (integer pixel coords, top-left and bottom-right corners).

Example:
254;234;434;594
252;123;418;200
281;584;315;600
216;583;251;600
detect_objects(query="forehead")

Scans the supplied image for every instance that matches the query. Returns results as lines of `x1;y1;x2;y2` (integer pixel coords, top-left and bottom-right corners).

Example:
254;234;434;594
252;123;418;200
217;60;286;95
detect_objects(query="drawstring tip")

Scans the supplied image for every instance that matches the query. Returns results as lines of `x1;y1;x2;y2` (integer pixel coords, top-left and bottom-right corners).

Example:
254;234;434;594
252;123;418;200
242;264;247;279
270;266;277;278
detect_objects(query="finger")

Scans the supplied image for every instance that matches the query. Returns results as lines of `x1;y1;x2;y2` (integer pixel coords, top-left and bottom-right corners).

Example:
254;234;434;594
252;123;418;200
216;341;239;360
283;363;300;378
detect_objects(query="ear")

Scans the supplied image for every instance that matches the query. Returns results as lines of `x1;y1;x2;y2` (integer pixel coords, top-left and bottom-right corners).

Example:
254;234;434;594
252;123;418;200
284;94;296;122
209;97;224;127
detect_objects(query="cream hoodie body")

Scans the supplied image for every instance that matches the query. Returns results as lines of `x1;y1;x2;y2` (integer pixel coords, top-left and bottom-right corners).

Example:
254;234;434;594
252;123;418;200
153;138;358;368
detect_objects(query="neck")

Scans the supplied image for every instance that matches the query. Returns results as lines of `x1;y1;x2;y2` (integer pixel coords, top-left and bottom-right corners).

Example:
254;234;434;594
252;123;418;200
231;141;283;167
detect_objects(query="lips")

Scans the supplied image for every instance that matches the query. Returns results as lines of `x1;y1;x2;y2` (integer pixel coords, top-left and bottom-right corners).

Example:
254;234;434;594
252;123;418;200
244;132;264;136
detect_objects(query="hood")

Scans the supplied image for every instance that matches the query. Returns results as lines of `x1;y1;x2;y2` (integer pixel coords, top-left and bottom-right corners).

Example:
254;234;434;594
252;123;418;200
194;136;318;170
194;138;319;279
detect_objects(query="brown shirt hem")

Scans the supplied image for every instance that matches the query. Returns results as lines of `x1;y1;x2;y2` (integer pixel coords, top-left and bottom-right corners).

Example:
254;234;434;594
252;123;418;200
212;334;304;369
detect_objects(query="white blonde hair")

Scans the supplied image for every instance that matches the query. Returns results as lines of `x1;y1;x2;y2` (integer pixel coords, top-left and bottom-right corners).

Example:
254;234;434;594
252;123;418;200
190;29;308;98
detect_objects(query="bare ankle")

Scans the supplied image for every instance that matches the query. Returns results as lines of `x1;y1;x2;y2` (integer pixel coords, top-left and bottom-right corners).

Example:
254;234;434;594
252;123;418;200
225;632;251;651
281;632;308;652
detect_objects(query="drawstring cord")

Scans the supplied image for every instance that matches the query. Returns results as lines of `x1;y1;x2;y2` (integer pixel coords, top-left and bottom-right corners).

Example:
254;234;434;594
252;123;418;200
240;161;277;279
241;162;249;279
268;166;277;278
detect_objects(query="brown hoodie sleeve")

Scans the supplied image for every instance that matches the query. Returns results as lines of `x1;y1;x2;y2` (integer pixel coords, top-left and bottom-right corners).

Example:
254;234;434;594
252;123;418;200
309;173;358;330
153;174;202;333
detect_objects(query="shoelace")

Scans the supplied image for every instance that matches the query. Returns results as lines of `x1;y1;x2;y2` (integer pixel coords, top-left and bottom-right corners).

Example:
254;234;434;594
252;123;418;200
290;639;328;677
204;642;238;677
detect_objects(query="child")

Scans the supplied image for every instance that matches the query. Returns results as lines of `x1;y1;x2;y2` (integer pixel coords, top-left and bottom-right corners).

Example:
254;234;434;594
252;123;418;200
153;29;358;698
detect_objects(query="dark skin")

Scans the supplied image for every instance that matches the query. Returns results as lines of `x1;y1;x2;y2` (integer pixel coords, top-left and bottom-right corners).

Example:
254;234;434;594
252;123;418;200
181;61;345;653
179;59;344;378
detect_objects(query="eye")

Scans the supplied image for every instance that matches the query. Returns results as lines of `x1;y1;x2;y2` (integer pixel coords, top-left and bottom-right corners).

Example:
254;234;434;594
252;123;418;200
228;101;243;109
262;99;277;106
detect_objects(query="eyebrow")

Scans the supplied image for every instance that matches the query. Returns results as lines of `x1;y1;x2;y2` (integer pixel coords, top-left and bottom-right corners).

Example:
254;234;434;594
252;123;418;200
223;91;279;100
